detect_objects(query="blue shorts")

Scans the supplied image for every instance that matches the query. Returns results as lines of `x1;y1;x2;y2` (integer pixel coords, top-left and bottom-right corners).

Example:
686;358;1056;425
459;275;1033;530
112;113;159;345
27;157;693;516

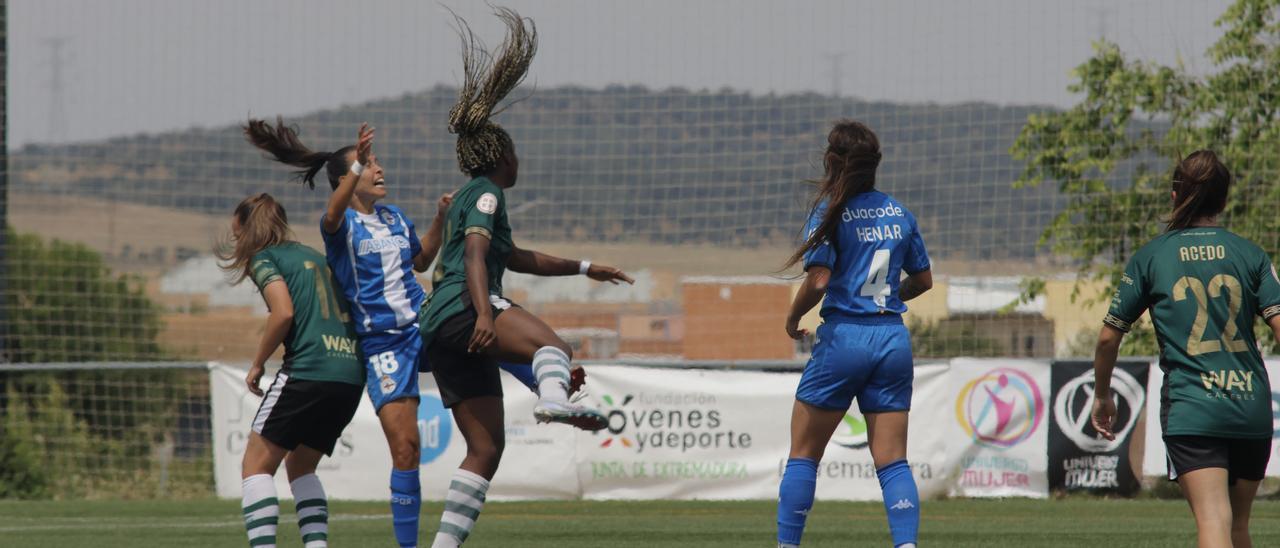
361;325;425;411
796;320;913;413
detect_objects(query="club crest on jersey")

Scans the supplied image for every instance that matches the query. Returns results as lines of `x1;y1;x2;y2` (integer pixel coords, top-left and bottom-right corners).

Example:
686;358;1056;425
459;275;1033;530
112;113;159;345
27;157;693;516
477;193;498;215
380;374;397;395
380;210;398;226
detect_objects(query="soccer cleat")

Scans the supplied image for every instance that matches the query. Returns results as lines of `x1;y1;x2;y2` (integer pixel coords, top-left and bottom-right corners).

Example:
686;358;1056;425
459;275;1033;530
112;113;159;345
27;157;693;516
533;399;608;431
568;366;587;397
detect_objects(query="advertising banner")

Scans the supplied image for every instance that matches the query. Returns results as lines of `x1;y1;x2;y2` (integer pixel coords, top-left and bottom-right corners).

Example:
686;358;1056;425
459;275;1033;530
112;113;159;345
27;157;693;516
210;363;578;501
945;358;1050;498
217;359;1194;501
573;363;952;501
1047;360;1149;495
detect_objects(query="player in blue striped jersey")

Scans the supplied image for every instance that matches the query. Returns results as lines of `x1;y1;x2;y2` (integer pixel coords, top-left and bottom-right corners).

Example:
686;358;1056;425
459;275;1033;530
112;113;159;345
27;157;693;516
777;120;933;548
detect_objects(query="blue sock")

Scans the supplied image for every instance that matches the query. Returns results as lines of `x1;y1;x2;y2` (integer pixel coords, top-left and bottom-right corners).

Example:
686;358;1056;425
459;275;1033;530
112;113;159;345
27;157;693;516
390;468;421;548
499;362;539;392
777;457;818;546
876;459;920;547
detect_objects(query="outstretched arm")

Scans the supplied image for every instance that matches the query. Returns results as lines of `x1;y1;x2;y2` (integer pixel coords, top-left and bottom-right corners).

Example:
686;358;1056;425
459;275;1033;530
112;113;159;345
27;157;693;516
414;193;453;272
322;124;374;234
785;266;830;340
507;245;635;284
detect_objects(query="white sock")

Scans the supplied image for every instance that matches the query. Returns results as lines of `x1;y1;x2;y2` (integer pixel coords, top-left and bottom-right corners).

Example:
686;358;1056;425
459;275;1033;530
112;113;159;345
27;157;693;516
533;346;571;403
290;473;329;548
432;468;491;547
242;474;279;548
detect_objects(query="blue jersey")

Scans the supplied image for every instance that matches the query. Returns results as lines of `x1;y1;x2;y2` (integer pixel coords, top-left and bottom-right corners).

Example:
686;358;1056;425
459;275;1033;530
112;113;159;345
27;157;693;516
320;205;426;334
803;191;930;320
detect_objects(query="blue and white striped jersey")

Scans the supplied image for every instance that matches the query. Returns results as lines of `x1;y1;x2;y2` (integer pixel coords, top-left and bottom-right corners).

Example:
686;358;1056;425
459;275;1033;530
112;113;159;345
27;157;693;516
803;190;930;320
320;204;425;334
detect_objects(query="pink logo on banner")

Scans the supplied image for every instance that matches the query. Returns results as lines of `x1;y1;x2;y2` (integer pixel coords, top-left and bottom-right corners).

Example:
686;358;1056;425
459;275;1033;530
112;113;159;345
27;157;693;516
955;368;1045;449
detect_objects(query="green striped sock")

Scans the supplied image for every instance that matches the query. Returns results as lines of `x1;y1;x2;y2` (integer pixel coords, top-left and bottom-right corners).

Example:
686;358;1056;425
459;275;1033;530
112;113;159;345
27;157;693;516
431;469;490;548
533;346;572;403
291;473;329;548
241;474;278;548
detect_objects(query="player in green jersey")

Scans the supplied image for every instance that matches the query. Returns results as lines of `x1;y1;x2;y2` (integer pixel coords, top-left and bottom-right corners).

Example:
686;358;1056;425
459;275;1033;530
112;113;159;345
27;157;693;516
1091;151;1280;548
217;193;364;548
420;9;633;547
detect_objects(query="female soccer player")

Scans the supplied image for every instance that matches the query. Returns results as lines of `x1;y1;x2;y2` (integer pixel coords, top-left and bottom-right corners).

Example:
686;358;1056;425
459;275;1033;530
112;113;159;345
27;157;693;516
218;193;363;548
1092;150;1280;548
777;120;931;548
245;119;443;548
419;9;633;547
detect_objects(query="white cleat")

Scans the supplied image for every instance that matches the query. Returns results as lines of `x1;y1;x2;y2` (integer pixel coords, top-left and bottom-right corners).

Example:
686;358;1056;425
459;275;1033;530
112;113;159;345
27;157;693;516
533;399;608;431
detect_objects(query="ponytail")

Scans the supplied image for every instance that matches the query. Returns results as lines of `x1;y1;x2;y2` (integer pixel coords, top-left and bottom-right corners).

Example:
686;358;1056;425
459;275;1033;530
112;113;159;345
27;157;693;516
244;116;352;190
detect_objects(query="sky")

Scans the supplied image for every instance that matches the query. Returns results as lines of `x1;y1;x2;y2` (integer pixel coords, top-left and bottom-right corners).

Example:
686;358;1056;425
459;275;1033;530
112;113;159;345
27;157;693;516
9;0;1232;148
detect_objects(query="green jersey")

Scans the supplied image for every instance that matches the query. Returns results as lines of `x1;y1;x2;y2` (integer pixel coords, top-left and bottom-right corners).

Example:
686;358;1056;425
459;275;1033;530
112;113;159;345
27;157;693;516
1106;227;1280;438
421;176;514;344
251;242;364;386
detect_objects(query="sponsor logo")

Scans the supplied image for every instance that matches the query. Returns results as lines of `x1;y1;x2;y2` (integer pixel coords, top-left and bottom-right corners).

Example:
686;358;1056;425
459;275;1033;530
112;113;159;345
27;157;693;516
594;392;749;453
955;368;1045;449
476;193;498;215
1053;368;1144;452
418;394;453;465
841;204;904;221
890;499;915;510
321;334;358;355
829;411;868;450
358;236;411;255
391;496;416;505
588;390;752;483
1200;370;1256;400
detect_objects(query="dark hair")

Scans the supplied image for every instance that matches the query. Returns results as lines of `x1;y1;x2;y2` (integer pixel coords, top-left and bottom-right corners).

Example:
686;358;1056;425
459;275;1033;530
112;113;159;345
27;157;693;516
216;193;293;285
784;119;882;269
447;7;537;177
244;116;354;190
1167;150;1231;231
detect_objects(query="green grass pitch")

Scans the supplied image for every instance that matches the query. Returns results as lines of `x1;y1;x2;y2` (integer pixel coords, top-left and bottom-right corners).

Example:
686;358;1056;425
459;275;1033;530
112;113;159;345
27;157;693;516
1;498;1276;547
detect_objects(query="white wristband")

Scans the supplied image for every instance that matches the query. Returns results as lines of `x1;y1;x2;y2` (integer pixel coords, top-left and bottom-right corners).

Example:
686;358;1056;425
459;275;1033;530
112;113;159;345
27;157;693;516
578;260;591;276
349;161;364;176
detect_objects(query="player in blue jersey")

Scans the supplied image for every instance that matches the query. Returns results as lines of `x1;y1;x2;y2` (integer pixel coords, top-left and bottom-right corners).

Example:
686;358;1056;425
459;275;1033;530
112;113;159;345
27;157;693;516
776;120;933;548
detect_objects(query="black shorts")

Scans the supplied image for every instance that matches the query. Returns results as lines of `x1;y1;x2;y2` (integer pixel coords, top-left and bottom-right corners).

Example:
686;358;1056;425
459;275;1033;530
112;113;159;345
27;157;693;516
252;371;362;456
426;291;518;407
1165;435;1272;484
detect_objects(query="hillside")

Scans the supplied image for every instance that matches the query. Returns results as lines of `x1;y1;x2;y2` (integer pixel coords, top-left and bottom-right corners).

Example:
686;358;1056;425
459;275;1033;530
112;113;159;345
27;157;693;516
10;86;1061;261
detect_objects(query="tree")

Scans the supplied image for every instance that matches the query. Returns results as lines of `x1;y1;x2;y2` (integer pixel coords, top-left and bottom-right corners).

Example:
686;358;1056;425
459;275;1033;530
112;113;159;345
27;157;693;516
3;227;163;362
1011;0;1280;353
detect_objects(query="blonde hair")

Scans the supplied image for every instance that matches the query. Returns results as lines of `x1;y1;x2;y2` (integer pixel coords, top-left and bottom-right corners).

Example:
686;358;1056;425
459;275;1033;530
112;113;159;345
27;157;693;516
216;193;294;285
447;6;537;175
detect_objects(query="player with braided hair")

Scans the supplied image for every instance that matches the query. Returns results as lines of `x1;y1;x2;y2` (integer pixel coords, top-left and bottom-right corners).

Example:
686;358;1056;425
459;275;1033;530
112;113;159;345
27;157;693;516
420;8;632;547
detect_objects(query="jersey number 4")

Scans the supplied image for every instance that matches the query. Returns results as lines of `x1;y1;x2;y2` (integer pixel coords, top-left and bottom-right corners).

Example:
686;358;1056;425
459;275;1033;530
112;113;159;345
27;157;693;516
1172;274;1249;356
860;249;892;306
